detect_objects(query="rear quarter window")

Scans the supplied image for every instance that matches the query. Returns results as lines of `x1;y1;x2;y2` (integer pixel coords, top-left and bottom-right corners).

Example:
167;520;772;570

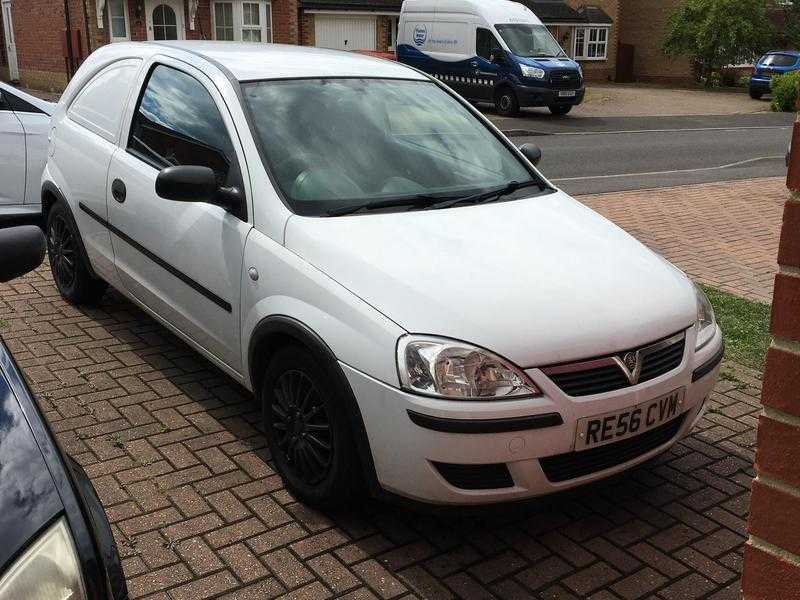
68;59;142;142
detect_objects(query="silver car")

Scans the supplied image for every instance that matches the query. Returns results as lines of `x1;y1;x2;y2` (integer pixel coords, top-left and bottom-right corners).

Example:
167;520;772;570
0;82;54;221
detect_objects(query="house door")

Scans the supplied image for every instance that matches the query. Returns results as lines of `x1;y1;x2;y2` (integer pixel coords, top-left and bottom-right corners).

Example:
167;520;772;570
1;0;19;80
145;0;185;41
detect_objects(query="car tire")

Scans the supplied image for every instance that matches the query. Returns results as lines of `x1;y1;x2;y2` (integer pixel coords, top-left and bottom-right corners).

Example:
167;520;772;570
261;345;362;509
749;89;763;100
494;88;520;116
548;104;572;116
46;200;107;304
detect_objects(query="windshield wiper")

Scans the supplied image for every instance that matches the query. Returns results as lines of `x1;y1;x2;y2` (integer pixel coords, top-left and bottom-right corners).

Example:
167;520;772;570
325;194;455;217
426;180;542;210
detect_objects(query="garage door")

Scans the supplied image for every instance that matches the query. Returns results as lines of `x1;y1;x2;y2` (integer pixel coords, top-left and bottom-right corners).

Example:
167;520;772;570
314;15;376;51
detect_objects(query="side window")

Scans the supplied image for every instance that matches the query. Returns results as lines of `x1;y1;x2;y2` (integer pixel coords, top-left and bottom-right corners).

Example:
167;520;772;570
127;65;239;187
68;60;141;141
476;28;501;61
2;90;44;114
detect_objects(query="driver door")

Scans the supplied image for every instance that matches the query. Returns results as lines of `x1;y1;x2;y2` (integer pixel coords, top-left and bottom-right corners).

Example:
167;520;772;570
107;60;251;374
473;28;505;102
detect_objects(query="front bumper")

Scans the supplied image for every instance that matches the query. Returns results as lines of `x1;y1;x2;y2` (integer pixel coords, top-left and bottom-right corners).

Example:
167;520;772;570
515;84;586;107
749;77;772;92
345;324;723;505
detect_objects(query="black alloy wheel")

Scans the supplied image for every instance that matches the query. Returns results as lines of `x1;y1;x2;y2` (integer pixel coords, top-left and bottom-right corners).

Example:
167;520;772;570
270;369;333;485
47;213;77;290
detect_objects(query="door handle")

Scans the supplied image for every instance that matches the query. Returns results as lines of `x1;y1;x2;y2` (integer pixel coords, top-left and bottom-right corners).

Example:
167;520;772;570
111;178;126;203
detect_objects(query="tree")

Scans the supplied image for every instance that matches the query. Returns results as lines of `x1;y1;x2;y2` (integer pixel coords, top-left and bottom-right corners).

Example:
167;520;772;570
783;1;800;49
663;0;774;85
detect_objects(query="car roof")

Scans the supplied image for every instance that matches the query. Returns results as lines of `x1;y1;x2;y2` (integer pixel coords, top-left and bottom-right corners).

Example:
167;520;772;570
145;41;428;82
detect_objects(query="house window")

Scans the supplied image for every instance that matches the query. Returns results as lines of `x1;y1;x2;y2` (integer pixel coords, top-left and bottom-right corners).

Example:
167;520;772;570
213;0;271;42
215;2;234;40
574;26;608;60
108;0;130;41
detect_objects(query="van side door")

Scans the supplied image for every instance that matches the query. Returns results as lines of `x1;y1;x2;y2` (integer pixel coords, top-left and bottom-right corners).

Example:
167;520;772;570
105;60;251;374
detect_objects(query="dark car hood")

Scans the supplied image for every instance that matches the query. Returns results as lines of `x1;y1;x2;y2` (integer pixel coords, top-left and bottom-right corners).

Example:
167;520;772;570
0;355;63;571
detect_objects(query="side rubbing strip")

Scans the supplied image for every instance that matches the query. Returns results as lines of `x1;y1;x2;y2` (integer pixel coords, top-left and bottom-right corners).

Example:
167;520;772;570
407;410;564;434
78;202;233;313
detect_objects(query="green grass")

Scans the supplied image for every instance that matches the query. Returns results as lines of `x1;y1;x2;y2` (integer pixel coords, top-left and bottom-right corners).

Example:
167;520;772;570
701;284;771;371
0;320;7;330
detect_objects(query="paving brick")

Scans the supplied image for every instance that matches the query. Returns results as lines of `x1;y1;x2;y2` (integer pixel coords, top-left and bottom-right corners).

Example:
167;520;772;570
1;177;772;600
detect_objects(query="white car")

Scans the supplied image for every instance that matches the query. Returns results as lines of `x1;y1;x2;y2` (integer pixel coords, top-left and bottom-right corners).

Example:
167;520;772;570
42;42;724;508
0;82;54;220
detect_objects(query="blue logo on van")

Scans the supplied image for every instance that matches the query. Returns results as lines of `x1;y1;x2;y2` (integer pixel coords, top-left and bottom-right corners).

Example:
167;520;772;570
413;24;427;46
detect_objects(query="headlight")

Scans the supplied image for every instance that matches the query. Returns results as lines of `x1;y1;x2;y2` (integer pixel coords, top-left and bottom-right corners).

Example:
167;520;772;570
397;335;540;399
520;65;545;79
694;283;716;350
0;518;87;600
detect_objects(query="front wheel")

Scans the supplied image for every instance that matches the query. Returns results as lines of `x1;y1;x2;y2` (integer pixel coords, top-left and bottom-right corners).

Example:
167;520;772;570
494;88;520;116
749;89;763;100
46;200;107;304
549;104;573;116
261;346;362;509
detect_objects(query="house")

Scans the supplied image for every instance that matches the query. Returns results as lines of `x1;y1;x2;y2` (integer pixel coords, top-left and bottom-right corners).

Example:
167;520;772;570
1;0;619;92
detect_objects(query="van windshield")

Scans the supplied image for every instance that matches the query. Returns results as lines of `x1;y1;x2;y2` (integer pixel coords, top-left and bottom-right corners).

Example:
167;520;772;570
495;24;566;58
241;78;543;216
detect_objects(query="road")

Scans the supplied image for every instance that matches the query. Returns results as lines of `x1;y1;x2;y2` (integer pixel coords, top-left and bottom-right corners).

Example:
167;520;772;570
492;113;793;195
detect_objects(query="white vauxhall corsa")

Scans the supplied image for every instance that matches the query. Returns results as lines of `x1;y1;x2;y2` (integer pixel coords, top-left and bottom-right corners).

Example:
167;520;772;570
42;42;724;508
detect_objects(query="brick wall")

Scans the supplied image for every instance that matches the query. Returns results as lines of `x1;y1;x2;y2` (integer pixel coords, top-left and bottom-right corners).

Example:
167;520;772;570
272;0;298;44
741;107;800;599
299;12;313;46
617;0;693;84
565;0;618;82
376;15;389;53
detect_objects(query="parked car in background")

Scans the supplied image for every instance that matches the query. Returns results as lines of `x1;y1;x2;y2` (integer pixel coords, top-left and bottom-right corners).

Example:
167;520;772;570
0;83;54;222
42;41;722;509
0;225;128;600
749;50;800;99
397;0;584;116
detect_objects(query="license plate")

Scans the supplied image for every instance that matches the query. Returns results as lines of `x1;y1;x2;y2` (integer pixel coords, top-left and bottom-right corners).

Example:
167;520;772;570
574;388;685;451
558;90;576;97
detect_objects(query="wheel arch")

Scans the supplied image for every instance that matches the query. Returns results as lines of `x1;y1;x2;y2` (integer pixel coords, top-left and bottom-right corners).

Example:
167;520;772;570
248;315;381;495
40;180;101;279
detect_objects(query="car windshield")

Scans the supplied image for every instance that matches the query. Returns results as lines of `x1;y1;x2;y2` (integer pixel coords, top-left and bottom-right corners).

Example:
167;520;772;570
495;24;566;58
241;78;541;216
761;53;797;67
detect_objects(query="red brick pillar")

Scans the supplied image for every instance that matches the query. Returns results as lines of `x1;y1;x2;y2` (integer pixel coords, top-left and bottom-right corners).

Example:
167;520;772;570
741;109;800;598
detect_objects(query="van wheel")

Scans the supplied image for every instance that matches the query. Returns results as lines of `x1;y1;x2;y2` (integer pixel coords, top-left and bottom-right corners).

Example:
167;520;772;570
549;104;572;116
46;200;107;304
749;89;763;100
261;346;361;509
495;88;519;116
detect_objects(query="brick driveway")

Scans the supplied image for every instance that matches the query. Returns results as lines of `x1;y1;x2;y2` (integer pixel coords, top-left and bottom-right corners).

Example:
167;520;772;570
0;178;780;600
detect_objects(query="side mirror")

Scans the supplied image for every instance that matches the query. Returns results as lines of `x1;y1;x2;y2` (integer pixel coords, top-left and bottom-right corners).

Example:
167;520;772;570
491;53;506;65
155;165;242;211
518;143;542;166
0;226;46;283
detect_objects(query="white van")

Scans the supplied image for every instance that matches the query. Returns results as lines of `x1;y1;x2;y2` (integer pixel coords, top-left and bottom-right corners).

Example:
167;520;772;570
397;0;585;116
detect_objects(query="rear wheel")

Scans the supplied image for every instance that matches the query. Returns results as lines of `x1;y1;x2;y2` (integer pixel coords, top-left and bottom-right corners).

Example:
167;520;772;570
548;104;573;116
261;346;361;509
494;87;519;116
749;88;763;100
46;201;107;304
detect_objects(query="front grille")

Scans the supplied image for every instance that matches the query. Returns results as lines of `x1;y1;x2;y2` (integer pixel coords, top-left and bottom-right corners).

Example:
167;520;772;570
433;462;514;490
539;414;686;482
544;332;686;397
549;69;582;89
